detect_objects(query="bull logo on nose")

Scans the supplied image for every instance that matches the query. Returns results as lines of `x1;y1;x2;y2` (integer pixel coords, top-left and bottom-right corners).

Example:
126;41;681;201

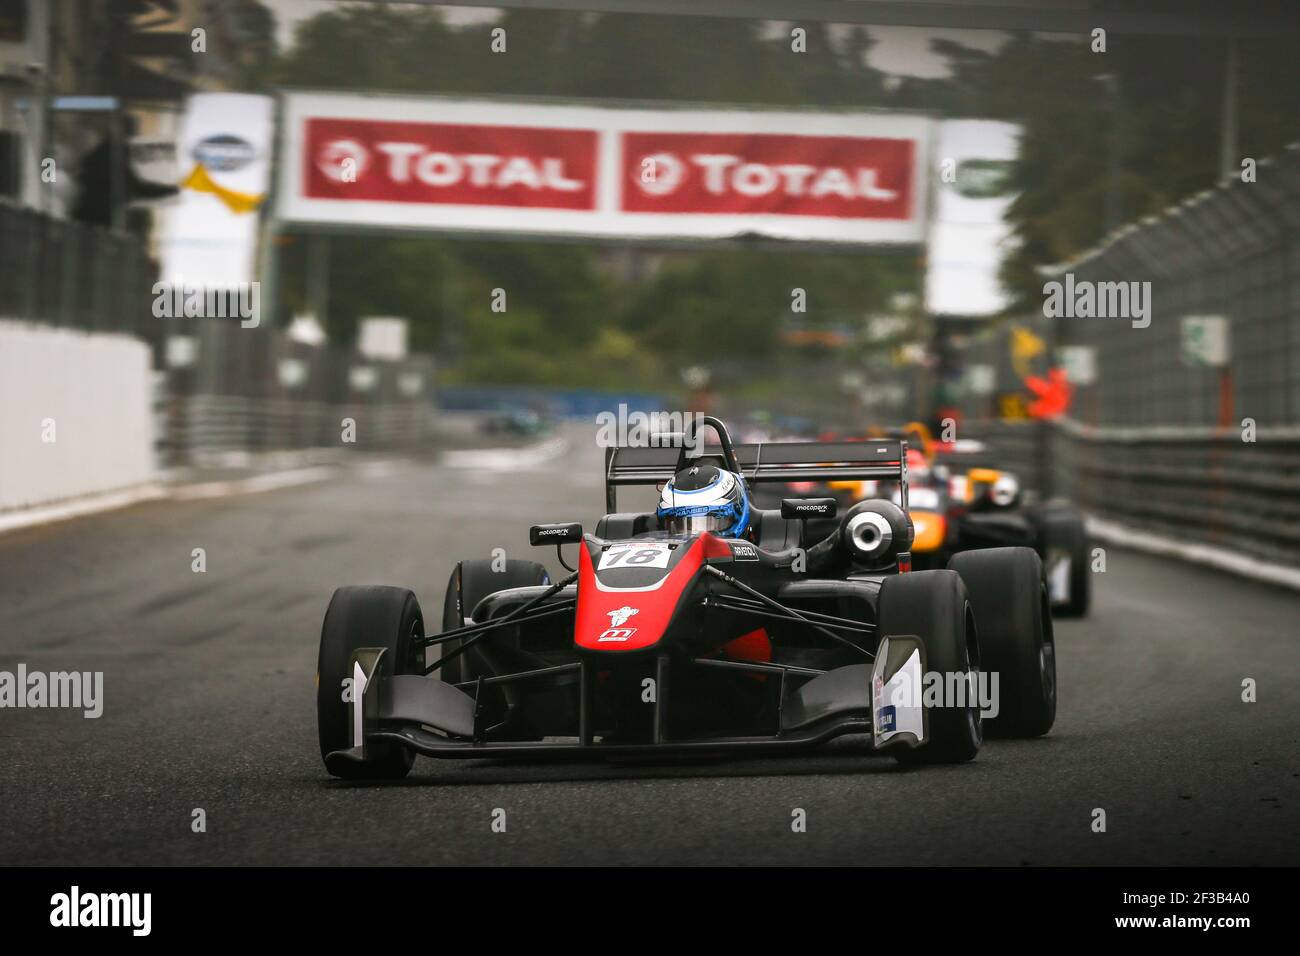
607;606;639;627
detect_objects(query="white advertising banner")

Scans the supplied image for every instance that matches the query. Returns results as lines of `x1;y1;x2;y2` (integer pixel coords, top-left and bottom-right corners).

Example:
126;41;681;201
276;92;933;244
159;93;275;287
924;119;1022;317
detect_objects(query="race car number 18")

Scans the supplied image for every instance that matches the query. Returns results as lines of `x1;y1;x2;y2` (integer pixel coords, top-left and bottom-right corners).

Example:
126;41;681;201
598;545;672;570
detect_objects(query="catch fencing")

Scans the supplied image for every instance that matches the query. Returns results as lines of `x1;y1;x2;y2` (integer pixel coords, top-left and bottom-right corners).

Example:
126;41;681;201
0;199;157;344
954;145;1300;567
157;318;437;466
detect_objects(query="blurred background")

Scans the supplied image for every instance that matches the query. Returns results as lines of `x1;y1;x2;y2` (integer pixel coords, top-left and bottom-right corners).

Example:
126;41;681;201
2;0;1298;567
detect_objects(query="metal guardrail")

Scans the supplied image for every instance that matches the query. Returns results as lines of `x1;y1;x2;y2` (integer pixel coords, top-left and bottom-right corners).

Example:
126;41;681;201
158;393;435;462
155;318;438;465
964;419;1300;568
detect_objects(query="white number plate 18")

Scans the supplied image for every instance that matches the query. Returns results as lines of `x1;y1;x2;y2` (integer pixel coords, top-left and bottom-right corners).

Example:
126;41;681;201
598;543;672;570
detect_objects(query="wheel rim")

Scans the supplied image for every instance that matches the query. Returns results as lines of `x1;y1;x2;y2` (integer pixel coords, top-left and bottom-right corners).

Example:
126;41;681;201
964;603;983;744
1039;584;1057;703
407;618;424;674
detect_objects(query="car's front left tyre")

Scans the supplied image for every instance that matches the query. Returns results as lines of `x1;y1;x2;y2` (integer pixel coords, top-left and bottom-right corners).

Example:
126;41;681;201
317;585;425;780
876;569;982;764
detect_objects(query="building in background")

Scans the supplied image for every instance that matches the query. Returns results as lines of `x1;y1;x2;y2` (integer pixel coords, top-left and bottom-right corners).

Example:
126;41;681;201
0;0;272;232
0;0;53;210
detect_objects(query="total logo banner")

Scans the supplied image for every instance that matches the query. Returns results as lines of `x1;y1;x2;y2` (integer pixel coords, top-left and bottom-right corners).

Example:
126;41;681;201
279;92;932;243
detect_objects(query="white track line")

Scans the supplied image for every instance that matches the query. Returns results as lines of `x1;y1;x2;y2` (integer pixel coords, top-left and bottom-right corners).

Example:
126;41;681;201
169;466;337;501
0;483;167;535
441;436;569;471
0;466;339;536
1087;514;1300;592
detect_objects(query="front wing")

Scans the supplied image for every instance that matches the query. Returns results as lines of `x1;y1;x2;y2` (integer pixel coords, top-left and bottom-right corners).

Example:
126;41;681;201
324;636;928;772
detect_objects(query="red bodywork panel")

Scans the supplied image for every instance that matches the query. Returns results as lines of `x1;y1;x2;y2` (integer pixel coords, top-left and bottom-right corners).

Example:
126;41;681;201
574;534;730;652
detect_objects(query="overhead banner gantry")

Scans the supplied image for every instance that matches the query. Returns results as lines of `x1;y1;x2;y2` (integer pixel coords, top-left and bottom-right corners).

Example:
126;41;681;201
275;91;932;245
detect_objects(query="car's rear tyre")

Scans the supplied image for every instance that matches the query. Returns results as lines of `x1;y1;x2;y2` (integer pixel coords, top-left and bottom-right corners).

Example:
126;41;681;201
876;569;981;764
948;547;1056;738
1034;508;1091;618
439;558;551;685
317;586;425;779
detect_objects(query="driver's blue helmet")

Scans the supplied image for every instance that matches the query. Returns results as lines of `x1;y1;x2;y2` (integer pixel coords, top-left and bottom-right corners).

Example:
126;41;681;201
656;462;751;537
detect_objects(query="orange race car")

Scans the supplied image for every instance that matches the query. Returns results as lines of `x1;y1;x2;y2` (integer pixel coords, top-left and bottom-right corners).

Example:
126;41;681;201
822;423;1090;618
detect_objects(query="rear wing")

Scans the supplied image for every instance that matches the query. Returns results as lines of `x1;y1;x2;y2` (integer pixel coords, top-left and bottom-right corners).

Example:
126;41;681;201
603;439;908;513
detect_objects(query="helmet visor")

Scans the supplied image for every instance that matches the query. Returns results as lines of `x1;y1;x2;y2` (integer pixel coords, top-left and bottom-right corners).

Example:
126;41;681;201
664;512;732;534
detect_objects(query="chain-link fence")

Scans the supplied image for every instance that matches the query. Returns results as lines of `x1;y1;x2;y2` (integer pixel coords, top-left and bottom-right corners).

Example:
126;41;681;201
951;145;1300;567
1048;143;1300;429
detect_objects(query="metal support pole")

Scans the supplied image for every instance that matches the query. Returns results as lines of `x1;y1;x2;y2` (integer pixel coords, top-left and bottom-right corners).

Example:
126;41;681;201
109;108;124;234
308;233;330;330
1219;38;1239;183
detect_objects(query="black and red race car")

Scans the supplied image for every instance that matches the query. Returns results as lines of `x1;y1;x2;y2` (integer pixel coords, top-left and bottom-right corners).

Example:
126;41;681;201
316;417;1057;780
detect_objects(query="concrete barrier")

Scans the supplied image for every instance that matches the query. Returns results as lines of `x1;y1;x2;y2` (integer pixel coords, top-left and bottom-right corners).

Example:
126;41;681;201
0;320;156;511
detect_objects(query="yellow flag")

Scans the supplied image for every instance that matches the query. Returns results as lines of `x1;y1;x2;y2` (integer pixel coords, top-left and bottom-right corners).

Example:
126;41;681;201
1010;325;1045;379
181;164;265;214
1010;326;1045;361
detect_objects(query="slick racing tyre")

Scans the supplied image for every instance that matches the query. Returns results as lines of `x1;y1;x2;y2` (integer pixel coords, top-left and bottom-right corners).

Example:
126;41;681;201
317;586;425;780
1033;507;1091;618
876;569;982;764
440;559;551;685
948;547;1056;738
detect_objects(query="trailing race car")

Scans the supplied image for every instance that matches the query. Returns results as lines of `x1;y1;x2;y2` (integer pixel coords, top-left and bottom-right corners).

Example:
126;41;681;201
819;423;1091;618
316;417;1056;780
939;459;1091;618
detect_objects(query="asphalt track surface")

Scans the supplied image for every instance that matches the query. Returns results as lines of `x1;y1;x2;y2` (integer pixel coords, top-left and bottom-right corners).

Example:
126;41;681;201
2;427;1297;866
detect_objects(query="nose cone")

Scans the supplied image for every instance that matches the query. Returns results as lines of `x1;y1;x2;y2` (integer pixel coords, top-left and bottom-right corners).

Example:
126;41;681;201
573;534;718;652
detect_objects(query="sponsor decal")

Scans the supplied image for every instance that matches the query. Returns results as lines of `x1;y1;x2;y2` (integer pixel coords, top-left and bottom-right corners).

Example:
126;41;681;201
304;118;597;210
730;543;759;561
878;704;897;732
622;131;913;219
607;606;639;627
597;605;639;642
950;158;1014;198
192;133;256;172
182;133;265;213
316;138;370;182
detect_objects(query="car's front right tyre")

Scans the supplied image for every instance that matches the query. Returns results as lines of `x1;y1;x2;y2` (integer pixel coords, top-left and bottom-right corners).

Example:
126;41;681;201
317;585;425;780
